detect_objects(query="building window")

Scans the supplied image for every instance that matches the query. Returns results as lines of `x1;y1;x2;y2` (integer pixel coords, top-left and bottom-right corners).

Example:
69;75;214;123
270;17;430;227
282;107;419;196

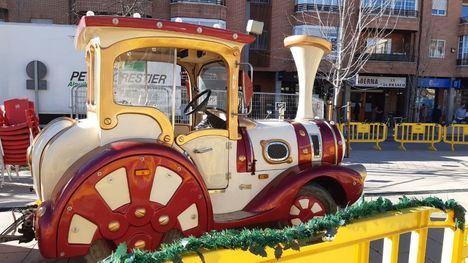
295;0;339;12
170;17;226;29
432;0;447;16
170;0;226;6
293;25;338;49
463;5;468;17
461;5;468;23
251;0;270;4
367;38;392;54
429;39;445;58
458;36;468;65
362;0;418;17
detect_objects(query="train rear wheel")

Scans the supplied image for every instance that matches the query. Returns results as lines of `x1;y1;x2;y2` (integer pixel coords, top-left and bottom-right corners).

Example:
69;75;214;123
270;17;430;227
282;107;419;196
288;184;337;226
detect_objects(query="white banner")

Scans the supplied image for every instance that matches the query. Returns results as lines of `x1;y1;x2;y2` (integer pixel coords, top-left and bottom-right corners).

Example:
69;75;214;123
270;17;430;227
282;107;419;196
356;75;406;88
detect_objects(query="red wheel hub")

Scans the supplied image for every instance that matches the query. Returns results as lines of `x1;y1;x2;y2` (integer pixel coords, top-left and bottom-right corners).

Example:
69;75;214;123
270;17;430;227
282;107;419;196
289;195;327;226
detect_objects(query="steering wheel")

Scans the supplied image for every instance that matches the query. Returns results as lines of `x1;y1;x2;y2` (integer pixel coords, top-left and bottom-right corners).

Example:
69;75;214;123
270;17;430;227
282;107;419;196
184;89;212;116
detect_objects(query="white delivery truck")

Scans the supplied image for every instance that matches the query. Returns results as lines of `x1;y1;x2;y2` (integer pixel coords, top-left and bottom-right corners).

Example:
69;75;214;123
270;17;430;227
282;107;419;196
0;22;86;123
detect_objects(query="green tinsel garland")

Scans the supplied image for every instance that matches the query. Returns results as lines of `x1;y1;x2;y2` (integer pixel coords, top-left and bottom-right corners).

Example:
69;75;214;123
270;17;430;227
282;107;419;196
103;196;465;263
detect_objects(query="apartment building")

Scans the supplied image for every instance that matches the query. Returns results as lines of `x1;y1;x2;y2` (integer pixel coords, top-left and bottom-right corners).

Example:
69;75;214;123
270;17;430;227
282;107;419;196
0;0;467;122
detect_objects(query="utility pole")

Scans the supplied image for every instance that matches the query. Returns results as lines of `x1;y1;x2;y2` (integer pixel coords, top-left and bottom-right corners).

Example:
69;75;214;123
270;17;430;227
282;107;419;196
409;0;425;122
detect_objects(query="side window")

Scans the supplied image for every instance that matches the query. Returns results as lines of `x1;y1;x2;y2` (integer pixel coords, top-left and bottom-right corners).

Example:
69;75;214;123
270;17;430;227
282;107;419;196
113;47;187;123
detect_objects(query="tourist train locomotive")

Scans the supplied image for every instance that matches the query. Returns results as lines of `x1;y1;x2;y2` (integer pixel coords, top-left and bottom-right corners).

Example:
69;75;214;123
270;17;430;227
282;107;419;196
23;15;366;260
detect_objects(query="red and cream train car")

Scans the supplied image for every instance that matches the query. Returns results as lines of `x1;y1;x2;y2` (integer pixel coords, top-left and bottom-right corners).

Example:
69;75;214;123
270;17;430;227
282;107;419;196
25;15;366;261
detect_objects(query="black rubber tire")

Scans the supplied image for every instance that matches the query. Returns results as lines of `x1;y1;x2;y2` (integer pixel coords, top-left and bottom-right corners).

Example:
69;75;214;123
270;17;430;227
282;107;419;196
84;239;114;263
161;229;184;245
297;184;338;215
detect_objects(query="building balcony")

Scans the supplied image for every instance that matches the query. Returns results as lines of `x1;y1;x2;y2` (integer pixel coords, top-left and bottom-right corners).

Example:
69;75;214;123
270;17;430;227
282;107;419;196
363;7;418;17
170;0;226;6
368;53;412;62
249;50;270;67
295;3;339;13
363;60;416;75
460;17;468;24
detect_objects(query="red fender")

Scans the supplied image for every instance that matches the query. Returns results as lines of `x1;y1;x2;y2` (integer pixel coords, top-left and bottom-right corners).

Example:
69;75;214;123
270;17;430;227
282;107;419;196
244;165;364;215
36;140;212;259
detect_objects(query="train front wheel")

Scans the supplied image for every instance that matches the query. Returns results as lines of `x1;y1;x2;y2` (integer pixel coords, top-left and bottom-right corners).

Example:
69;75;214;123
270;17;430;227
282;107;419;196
288;184;337;226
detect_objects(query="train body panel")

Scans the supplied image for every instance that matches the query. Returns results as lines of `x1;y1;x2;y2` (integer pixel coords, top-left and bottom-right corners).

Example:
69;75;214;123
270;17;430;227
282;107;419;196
246;120;299;171
30;117;76;198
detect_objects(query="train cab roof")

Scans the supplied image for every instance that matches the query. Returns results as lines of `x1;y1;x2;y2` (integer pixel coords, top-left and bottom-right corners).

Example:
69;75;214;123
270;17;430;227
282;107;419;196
75;15;256;50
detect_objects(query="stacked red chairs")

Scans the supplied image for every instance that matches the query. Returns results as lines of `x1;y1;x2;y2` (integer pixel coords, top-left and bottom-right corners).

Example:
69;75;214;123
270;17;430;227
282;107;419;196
0;98;40;187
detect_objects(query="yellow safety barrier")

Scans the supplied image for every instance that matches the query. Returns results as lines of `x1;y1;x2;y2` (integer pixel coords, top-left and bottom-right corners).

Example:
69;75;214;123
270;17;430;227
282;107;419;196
183;207;468;262
444;124;468;151
394;123;443;151
339;122;387;150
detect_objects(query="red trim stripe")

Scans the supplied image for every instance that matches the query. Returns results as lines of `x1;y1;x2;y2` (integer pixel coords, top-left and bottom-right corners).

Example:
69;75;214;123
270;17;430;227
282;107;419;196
313;120;336;165
237;128;254;173
330;123;343;164
290;122;312;167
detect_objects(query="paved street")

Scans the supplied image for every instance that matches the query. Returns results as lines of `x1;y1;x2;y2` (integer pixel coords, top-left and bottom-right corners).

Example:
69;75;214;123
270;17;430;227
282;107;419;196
0;141;467;262
346;142;468;208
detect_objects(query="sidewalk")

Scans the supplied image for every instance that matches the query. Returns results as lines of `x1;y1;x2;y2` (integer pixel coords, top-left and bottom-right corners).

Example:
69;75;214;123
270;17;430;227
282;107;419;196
0;142;466;262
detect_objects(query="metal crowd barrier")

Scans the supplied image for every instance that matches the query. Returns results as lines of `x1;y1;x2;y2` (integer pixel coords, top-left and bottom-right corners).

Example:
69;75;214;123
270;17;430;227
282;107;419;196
183;207;468;262
339;122;387;151
393;123;443;151
70;86;324;121
70;86;87;120
443;124;468;151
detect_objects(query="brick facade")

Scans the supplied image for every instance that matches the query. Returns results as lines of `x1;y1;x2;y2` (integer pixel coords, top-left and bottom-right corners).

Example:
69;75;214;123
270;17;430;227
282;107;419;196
170;3;226;20
1;0;467;119
1;0;466;75
5;0;70;24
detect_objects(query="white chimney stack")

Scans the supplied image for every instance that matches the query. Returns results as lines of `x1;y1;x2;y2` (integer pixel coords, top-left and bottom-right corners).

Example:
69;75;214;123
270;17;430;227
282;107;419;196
284;35;331;121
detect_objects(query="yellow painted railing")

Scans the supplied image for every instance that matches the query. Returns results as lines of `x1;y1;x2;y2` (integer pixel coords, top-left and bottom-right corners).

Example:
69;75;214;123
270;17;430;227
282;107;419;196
339;122;387;150
443;124;468;151
183;207;468;263
393;123;443;151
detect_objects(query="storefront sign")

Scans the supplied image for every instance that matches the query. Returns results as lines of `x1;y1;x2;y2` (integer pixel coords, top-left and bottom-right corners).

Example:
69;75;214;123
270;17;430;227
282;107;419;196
418;78;460;89
68;71;87;88
356;75;406;88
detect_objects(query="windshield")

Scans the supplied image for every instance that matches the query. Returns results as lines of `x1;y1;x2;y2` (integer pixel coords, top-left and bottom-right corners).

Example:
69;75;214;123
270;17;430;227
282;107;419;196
198;62;228;111
113;47;188;124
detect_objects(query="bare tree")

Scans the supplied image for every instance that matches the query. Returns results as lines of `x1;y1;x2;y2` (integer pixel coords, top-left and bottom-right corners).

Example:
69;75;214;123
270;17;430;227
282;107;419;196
291;0;401;120
70;0;152;23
